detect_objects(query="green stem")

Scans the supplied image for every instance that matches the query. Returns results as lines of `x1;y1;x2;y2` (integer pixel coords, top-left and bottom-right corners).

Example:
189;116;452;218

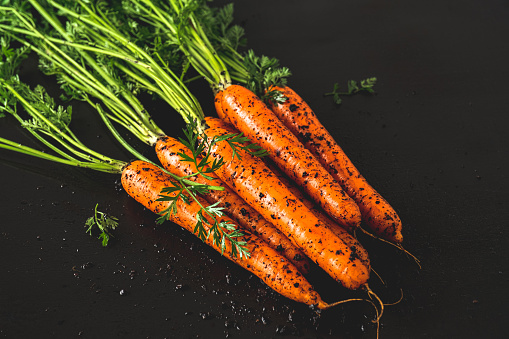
0;137;125;174
46;0;205;125
92;101;154;164
4;5;166;146
4;81;103;160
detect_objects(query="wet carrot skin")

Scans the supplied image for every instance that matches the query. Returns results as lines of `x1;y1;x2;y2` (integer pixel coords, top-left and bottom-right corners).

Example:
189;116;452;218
204;116;236;132
268;86;403;243
265;159;356;238
201;127;371;290
154;136;312;274
214;90;226;121
216;85;362;230
121;160;327;307
205;116;353;235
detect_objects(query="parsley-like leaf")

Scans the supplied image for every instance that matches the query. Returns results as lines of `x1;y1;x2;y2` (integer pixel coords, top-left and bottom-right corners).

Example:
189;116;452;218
243;50;292;103
325;77;377;104
155;119;263;259
84;204;119;247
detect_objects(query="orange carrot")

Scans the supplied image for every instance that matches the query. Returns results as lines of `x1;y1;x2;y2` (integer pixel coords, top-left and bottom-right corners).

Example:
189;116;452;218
215;84;362;230
268;86;403;243
204;116;351;237
155;136;312;274
200;126;371;290
121;160;343;308
214;89;227;121
205;116;236;132
265;160;351;236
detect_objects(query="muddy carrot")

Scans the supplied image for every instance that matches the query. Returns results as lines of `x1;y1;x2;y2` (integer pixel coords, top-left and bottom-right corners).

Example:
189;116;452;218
204;116;351;236
269;86;403;243
216;84;362;230
201;125;371;290
154;135;312;274
122;160;340;308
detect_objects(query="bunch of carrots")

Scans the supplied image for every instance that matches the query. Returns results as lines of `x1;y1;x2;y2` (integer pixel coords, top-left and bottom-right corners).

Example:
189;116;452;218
0;0;416;335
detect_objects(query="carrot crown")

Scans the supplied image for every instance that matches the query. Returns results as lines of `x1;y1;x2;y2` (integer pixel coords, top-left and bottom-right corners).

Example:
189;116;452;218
120;0;232;93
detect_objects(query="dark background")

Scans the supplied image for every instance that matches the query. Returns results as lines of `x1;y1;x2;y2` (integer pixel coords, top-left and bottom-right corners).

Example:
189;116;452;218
1;0;508;338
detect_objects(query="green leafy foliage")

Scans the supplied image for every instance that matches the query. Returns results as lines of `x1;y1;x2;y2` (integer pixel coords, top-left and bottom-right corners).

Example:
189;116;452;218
155;180;188;224
194;2;291;101
0;36;125;173
242;50;291;104
121;0;185;76
200;3;246;52
1;73;73;136
0;36;30;118
223;132;269;159
156;179;250;259
85;204;119;247
0;36;30;79
325;77;377;104
24;84;72;130
177;122;224;179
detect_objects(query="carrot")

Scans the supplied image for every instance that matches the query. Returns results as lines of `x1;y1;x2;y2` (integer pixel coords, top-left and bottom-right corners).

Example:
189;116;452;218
201;125;371;290
122;160;341;308
155;135;312;274
216;84;362;230
265;161;351;236
204;116;351;237
214;89;227;121
268;86;403;243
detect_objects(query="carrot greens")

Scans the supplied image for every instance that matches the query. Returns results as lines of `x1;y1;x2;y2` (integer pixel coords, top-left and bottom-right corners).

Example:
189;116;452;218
85;204;119;247
0;15;250;258
324;78;378;105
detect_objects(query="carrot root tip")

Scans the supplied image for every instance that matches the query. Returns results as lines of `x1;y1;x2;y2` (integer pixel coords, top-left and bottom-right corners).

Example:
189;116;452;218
359;227;421;268
364;284;384;324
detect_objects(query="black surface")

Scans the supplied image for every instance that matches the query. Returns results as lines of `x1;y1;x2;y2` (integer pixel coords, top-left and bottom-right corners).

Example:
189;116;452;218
1;1;508;338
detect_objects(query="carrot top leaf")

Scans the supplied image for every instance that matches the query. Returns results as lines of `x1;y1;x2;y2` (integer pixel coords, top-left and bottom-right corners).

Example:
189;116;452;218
0;36;30;79
156;118;256;258
201;3;246;54
193;3;291;102
0;73;126;174
221;133;269;159
324;77;377;105
85;204;119;247
157;183;250;259
241;50;291;104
